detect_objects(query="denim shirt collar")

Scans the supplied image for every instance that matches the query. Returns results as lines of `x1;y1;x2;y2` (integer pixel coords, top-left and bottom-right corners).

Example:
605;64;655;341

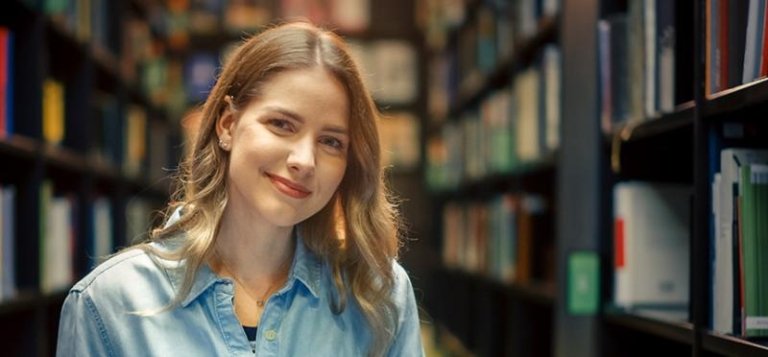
157;231;324;308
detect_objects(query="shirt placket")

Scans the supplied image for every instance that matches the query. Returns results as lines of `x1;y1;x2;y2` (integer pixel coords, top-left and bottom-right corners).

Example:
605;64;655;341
215;280;254;356
253;291;286;357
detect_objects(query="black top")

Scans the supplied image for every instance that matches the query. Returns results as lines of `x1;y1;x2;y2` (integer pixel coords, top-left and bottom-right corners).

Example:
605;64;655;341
243;326;258;341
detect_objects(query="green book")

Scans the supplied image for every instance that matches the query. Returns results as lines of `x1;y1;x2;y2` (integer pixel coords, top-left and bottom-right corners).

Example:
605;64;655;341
741;163;768;336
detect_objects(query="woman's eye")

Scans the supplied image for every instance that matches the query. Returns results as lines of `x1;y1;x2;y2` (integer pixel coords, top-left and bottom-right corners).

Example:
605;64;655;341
320;136;345;151
268;119;294;132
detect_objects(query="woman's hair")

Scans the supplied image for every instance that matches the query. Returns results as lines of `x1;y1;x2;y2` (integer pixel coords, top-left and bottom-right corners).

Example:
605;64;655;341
144;21;402;356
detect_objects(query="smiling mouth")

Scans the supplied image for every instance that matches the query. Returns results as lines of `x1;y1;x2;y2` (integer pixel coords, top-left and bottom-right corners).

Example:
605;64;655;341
266;173;312;199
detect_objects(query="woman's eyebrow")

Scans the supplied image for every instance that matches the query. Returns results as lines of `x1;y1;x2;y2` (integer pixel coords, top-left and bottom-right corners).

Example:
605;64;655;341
264;105;349;135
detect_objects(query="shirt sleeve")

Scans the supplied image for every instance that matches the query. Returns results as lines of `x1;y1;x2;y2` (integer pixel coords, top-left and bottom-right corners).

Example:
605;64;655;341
387;262;425;357
56;290;114;357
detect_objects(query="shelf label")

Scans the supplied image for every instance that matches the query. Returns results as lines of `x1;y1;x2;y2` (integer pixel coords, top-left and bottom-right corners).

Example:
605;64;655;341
567;251;599;315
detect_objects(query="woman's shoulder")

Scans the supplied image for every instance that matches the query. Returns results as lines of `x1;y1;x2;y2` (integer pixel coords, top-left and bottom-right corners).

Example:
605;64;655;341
69;241;177;296
390;260;416;302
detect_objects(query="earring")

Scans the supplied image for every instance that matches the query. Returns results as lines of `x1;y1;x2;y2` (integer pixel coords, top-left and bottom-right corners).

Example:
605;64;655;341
224;95;236;111
218;138;230;150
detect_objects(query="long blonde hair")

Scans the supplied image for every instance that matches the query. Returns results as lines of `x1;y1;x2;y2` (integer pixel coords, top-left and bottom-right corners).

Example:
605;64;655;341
144;22;402;356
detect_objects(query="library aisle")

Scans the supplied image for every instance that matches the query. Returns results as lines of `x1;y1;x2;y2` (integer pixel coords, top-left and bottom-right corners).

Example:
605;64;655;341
1;0;768;356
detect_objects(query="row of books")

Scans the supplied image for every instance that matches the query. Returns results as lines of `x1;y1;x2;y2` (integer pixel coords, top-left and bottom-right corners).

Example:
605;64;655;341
426;2;559;121
597;0;694;134
442;193;552;283
2;22;173;180
426;46;561;191
42;0;116;53
707;0;768;95
0;181;154;299
711;148;768;337
418;0;560;51
163;0;371;39
38;81;153;179
346;39;419;105
612;181;691;320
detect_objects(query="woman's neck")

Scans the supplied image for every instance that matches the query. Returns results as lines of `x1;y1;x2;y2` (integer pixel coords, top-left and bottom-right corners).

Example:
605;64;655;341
213;205;296;283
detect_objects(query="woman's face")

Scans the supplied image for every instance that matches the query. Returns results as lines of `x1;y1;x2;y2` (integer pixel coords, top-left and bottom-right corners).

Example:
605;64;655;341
218;67;350;228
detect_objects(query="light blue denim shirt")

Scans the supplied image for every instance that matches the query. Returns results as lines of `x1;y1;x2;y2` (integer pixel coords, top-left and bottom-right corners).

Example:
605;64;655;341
55;233;424;356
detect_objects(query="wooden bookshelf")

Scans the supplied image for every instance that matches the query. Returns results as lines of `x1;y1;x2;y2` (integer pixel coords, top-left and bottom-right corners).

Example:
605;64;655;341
421;0;561;355
0;1;178;355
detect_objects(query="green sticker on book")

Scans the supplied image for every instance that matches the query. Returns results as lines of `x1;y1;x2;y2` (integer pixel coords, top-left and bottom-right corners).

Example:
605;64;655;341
568;251;599;315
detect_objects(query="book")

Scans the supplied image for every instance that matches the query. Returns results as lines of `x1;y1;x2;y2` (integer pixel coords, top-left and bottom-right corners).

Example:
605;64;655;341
331;0;369;33
515;68;540;162
613;181;691;315
656;0;675;113
741;0;765;83
40;181;75;294
0;27;12;138
184;52;218;103
369;40;418;104
123;105;147;178
0;186;16;300
90;197;113;269
541;45;561;152
378;112;420;171
739;163;768;336
42;79;65;145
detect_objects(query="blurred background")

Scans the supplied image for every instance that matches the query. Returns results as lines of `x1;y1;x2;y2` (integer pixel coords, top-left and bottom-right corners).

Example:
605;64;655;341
2;0;768;356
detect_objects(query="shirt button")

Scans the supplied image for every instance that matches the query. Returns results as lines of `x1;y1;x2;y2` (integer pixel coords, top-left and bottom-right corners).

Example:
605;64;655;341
264;330;277;341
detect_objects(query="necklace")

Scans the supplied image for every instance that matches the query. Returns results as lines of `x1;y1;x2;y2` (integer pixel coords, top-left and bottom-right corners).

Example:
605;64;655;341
214;248;292;308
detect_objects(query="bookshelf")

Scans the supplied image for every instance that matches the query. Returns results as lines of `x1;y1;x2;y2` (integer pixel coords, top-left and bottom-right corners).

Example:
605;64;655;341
422;0;768;356
597;0;768;356
0;1;176;355
421;0;561;355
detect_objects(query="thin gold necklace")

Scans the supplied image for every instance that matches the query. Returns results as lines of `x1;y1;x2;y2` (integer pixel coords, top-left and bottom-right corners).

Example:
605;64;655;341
214;248;292;307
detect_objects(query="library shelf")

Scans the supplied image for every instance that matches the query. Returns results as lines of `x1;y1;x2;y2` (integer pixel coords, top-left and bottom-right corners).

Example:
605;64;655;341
603;310;694;345
438;267;556;307
606;103;694;144
431;153;557;200
704;77;768;118
0;136;39;160
701;331;768;356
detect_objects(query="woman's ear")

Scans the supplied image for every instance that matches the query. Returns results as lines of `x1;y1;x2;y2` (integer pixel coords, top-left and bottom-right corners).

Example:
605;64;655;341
216;98;236;150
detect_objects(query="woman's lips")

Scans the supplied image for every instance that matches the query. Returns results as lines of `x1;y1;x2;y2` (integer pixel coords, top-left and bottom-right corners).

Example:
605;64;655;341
267;173;311;199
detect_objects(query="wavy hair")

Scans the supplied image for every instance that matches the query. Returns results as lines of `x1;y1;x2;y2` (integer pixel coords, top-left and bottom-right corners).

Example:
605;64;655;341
143;21;402;356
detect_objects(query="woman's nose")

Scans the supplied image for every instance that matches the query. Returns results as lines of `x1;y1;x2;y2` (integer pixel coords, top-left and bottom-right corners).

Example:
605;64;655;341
286;137;316;177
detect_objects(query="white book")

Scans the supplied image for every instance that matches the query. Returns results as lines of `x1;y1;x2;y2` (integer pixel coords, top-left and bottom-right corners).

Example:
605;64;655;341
93;197;113;263
644;0;658;118
742;0;766;84
43;196;73;293
712;173;726;332
614;182;690;310
515;68;540;162
543;45;561;152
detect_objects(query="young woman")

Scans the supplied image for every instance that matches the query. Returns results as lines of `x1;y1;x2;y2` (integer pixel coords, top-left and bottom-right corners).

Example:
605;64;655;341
56;22;423;356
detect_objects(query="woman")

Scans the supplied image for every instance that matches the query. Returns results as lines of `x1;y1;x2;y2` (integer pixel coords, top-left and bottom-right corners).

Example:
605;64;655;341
56;22;423;356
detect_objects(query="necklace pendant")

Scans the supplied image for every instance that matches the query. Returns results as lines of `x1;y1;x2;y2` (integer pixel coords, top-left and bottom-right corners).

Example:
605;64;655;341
256;300;265;307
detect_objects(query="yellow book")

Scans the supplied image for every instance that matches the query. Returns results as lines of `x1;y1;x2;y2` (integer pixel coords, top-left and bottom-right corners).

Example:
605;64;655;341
42;79;64;145
124;105;146;176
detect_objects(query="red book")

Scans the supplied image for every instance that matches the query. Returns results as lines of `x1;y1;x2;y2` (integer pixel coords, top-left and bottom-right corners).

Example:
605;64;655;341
760;0;768;76
720;0;730;88
0;28;8;138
